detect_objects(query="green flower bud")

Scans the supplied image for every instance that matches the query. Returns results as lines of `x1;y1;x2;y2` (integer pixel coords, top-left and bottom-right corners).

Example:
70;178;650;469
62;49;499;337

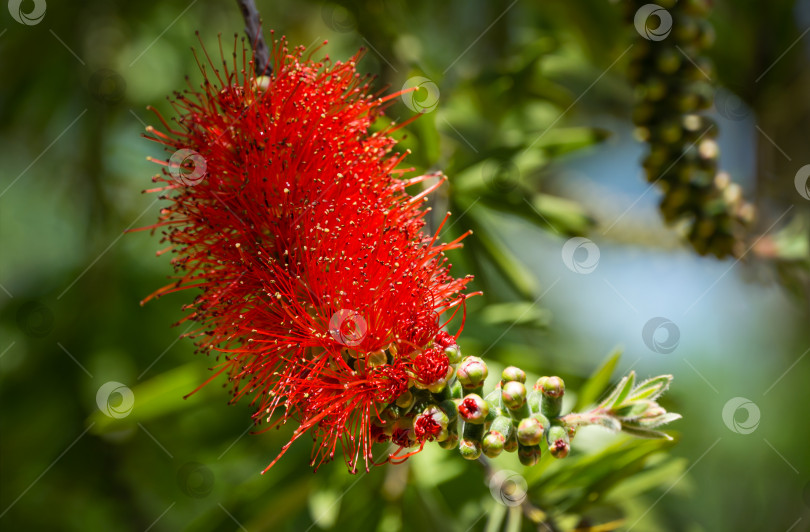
459;418;486;463
518;444;541;466
396;390;414;409
482;415;514;458
458;393;490;424
541;376;565;398
501;381;527;410
501;366;526;384
533;376;548;392
459;438;482;460
456;356;488;390
444;345;462;364
533;412;550;428
504;428;518;453
427;365;454;394
482;431;505;458
546;425;570;459
517;417;545;446
439;429;459;450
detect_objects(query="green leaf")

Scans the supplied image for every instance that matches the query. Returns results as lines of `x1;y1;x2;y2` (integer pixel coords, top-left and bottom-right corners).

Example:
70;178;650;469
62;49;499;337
483;502;507;532
528;436;676;512
598;371;636;410
525;193;594;236
525;127;610;157
505;505;523;532
576;347;622;410
480;301;552;329
628;375;673;402
88;362;211;433
464;207;540;299
605;456;688;501
637;412;683;429
612;400;653;420
620;424;675;440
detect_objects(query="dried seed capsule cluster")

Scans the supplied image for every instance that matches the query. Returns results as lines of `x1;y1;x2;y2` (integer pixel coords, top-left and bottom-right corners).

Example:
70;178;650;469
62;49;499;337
628;0;754;257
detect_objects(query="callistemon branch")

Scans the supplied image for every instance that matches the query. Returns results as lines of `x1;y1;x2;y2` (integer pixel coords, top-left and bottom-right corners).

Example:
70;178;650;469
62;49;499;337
138;23;680;473
397;354;681;466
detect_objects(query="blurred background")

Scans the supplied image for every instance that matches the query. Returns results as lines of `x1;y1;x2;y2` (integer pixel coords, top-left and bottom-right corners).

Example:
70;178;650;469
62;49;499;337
2;0;810;530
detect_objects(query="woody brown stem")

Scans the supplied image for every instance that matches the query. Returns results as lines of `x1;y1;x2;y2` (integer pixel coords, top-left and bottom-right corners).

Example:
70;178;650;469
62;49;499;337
235;0;271;75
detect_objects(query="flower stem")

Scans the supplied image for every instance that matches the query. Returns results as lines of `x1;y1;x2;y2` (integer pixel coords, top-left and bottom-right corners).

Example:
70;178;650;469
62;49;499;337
235;0;271;75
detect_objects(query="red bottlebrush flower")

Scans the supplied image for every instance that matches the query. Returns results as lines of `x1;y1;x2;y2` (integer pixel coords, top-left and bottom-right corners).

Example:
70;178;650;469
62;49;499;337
433;330;457;348
140;35;473;473
412;347;450;387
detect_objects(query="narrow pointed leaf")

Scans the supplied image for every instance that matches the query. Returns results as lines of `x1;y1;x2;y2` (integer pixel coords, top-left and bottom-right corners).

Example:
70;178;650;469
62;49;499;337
628;375;673;402
620;424;674;440
576;346;622;410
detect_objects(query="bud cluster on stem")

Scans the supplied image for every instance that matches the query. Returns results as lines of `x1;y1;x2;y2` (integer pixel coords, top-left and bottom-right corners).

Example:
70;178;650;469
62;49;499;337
378;346;680;466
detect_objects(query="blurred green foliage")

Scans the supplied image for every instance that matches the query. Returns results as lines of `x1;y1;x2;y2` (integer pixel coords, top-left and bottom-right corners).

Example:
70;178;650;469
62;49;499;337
3;1;810;531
